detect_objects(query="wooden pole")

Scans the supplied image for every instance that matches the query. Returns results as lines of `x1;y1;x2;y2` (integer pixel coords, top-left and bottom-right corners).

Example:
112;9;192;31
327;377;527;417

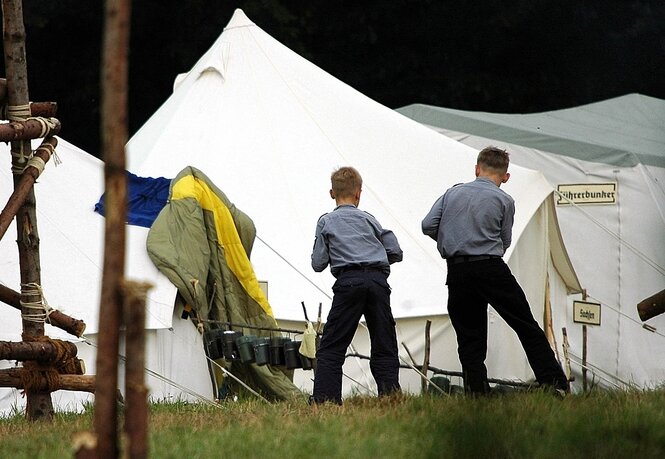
582;290;588;392
0;137;58;241
2;0;54;421
0;368;95;392
0;78;58;116
123;280;151;459
582;325;588;392
0;116;60;141
637;289;665;321
0;283;87;337
421;320;431;393
0;339;77;361
2;101;58;118
93;0;131;456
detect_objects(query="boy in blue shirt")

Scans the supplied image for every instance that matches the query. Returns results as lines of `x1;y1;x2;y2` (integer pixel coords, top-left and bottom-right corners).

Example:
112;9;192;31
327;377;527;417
422;146;568;395
311;166;403;404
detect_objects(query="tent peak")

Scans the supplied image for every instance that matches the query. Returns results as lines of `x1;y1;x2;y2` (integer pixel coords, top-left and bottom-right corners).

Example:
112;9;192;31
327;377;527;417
225;9;255;30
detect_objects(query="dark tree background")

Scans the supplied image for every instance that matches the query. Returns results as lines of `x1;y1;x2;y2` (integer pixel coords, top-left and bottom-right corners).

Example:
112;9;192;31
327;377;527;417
5;1;665;157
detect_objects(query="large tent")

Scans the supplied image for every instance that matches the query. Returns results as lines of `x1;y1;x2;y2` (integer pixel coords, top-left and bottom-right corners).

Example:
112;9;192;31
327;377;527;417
0;9;580;414
397;95;665;388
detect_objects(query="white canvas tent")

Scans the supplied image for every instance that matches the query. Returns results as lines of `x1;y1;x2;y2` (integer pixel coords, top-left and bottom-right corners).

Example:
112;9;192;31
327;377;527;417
0;138;214;413
0;9;580;414
398;94;665;388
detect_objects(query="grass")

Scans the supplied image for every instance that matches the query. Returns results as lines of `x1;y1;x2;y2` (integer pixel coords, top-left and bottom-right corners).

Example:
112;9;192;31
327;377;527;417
1;389;665;458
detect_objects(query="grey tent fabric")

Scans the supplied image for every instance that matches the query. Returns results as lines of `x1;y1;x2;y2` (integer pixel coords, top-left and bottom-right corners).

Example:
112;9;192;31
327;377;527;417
398;93;665;389
397;94;665;168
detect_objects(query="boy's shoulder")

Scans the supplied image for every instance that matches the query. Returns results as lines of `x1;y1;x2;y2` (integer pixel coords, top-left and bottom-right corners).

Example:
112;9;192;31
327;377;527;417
362;209;377;220
340;205;376;220
323;206;377;221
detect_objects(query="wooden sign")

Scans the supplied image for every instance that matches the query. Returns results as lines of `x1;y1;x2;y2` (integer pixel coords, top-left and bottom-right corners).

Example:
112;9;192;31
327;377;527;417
557;183;617;205
573;300;602;325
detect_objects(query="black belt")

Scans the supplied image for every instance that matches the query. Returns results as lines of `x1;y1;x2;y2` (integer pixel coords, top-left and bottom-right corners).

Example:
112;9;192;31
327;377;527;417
337;266;386;275
446;255;501;265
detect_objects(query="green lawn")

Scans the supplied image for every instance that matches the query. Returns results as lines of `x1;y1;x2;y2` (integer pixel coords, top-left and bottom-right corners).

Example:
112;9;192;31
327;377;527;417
1;389;665;458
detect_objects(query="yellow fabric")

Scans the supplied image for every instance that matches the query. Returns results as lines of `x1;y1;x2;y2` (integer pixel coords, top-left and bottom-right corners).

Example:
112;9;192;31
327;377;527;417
171;174;274;317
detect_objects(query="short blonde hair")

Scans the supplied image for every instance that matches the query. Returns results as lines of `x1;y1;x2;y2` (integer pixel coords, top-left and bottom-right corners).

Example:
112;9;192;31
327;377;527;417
331;166;362;199
477;146;510;174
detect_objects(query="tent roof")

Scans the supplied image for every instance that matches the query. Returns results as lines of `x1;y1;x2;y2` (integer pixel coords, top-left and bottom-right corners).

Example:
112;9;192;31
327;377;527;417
123;9;577;322
397;94;665;168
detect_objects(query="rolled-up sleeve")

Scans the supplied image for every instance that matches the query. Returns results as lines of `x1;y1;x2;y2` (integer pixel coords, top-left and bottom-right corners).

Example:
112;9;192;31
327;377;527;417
311;218;329;272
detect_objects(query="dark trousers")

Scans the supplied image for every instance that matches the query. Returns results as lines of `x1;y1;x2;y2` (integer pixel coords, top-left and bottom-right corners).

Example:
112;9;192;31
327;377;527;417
446;258;567;394
312;270;401;404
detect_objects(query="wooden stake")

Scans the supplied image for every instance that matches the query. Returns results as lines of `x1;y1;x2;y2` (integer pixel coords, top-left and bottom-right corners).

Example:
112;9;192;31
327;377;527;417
122;280;151;459
582;325;588;392
93;0;131;456
582;290;588;392
2;0;54;421
421;320;431;393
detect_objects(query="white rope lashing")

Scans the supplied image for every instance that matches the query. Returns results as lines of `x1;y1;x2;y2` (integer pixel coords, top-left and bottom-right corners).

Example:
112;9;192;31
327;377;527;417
7;104;31;175
6;103;30;121
19;282;54;324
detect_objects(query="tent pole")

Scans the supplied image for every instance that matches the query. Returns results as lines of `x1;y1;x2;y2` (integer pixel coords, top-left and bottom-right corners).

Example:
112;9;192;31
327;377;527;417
582;289;588;392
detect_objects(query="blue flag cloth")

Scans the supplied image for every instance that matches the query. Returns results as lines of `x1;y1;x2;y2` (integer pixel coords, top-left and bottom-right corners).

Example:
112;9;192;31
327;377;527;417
94;171;172;228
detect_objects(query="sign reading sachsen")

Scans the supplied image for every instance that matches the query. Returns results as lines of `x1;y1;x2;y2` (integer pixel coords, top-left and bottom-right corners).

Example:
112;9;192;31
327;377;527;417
573;300;602;326
556;183;617;205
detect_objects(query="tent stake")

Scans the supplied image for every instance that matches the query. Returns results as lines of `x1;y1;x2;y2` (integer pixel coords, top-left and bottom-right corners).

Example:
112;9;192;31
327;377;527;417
400;342;447;396
122;280;151;459
421;320;431;393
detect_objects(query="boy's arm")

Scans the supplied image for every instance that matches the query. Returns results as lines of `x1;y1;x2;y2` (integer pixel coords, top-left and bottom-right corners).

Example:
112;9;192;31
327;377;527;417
422;195;444;241
311;218;330;272
500;200;515;252
381;229;403;264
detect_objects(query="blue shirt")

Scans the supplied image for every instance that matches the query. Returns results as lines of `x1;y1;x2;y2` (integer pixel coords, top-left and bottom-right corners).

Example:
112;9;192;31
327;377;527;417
421;177;515;259
311;204;403;277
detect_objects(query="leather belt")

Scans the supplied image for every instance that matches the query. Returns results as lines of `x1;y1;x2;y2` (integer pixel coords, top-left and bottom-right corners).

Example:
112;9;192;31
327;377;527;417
446;255;501;265
337;266;386;275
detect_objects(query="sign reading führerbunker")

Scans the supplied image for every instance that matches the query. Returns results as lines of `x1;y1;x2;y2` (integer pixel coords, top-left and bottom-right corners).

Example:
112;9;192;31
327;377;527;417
556;183;617;205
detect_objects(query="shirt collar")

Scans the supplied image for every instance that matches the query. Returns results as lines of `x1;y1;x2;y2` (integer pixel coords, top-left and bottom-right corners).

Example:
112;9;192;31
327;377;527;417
334;204;357;210
475;176;497;186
